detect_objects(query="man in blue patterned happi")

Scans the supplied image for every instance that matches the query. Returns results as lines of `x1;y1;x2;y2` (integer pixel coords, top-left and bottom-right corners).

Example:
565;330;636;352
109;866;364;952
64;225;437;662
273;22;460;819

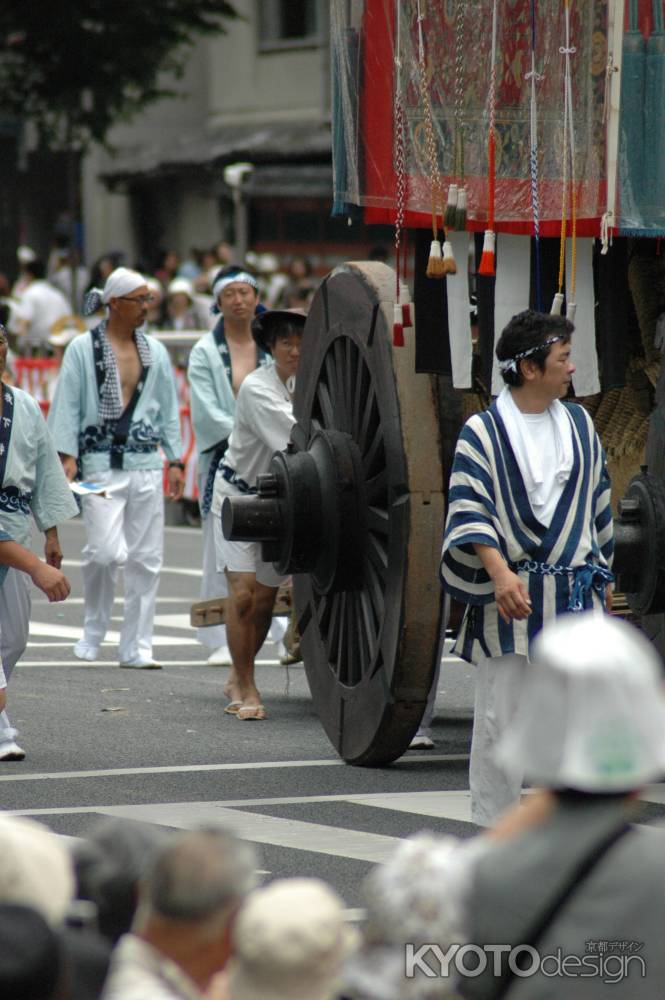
48;268;184;670
441;310;614;827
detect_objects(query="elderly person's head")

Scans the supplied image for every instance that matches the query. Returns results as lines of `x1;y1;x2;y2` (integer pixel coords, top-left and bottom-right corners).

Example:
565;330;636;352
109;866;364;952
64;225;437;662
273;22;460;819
226;878;355;1000
73;817;172;944
132;827;257;992
343;834;484;999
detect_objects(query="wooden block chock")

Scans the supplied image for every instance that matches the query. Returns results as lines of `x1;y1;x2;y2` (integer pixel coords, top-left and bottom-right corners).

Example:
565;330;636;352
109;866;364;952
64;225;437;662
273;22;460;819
190;583;294;628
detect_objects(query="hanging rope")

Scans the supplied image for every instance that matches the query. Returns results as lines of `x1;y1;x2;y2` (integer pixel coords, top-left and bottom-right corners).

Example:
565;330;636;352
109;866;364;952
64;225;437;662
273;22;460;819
393;0;408;345
552;0;577;317
417;0;454;276
453;0;468;230
527;0;543;310
478;0;498;276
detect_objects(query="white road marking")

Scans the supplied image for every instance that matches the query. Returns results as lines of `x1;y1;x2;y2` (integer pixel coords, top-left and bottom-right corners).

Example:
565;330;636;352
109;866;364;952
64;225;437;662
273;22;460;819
32;597;194;606
0;754;467;782
27;622;198;645
16;658;280;666
103;804;403;863
63;559;201;578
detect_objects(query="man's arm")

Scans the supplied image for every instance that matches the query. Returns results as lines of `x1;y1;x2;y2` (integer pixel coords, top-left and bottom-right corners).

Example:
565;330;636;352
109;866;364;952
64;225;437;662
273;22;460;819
0;539;70;602
473;543;532;624
47;339;85;463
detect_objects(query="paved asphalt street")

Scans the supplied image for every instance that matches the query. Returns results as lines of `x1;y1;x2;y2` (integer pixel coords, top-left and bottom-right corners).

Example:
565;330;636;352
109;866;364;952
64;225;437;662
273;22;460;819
3;515;665;907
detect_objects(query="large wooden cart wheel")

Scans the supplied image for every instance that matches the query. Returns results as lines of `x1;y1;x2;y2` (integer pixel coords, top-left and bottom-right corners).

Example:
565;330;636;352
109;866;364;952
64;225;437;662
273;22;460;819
223;262;445;764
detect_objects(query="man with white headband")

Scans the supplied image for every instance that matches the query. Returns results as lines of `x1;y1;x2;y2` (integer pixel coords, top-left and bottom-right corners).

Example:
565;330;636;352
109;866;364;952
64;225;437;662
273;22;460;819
48;267;184;669
441;310;613;826
188;266;274;666
462;613;665;999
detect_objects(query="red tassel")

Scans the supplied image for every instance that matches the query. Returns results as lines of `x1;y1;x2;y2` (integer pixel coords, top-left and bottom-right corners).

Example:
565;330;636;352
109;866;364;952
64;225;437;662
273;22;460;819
393;303;405;347
478;230;496;276
401;302;413;328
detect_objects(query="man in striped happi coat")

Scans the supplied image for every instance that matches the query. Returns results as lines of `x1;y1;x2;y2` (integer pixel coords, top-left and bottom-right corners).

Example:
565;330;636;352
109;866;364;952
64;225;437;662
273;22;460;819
441;310;614;827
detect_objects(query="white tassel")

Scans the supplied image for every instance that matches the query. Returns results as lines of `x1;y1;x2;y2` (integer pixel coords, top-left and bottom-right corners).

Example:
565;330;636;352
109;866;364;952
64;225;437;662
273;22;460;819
566;301;577;322
550;292;564;316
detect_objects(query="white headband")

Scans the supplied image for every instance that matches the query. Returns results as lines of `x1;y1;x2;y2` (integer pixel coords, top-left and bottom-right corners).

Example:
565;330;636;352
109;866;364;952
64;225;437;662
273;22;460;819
212;271;258;303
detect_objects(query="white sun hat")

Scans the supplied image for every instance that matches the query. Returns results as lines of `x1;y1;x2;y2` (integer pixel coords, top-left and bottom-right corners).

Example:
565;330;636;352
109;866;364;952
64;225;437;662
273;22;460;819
167;277;193;299
0;815;75;925
496;611;665;793
227;878;357;1000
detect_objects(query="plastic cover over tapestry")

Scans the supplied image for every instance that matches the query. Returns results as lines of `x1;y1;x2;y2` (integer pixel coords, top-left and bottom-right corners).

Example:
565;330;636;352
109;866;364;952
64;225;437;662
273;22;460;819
332;0;612;234
331;0;610;230
618;1;665;235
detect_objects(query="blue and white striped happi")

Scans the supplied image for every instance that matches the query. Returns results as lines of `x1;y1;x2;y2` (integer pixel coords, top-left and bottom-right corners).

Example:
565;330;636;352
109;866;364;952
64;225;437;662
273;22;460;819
440;401;613;663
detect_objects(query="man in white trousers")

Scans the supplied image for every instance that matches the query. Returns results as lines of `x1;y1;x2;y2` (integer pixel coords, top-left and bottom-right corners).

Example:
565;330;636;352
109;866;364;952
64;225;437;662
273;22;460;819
0;324;75;759
441;310;613;826
188;265;286;664
48;268;185;669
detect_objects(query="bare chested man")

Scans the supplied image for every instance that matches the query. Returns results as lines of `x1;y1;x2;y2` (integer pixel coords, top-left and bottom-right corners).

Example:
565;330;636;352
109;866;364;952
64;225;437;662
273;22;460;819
188;267;280;666
48;268;185;669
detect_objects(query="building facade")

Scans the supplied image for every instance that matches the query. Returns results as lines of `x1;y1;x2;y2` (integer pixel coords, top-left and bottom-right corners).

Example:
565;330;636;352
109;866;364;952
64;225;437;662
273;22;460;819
82;0;390;274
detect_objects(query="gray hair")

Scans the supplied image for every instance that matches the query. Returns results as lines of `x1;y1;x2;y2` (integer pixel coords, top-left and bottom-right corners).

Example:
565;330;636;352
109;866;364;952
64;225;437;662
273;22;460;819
136;827;257;931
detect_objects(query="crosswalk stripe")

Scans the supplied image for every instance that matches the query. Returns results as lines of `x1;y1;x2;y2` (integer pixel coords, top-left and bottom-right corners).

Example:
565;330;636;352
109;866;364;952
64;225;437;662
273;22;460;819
0;754;467;783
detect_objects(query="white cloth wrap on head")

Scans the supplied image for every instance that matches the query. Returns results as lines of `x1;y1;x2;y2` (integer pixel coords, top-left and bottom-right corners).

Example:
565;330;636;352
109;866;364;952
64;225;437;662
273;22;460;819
84;267;147;316
212;271;258;302
102;267;147;303
497;612;665;792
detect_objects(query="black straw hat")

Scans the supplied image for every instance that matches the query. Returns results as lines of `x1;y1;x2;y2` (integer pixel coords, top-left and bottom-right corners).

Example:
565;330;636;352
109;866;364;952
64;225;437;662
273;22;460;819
251;308;306;353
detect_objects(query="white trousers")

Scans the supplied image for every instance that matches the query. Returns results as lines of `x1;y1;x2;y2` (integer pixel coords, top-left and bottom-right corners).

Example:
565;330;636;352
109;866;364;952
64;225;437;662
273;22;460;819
0;568;31;747
470;652;528;827
80;469;164;662
197;474;228;650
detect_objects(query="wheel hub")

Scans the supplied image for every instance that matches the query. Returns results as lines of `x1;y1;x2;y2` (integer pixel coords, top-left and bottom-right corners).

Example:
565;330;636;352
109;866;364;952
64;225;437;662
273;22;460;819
221;428;367;594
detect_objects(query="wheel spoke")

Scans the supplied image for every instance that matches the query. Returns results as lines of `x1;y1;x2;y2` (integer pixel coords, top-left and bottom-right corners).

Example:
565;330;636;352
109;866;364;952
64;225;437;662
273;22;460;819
365;468;388;506
364;559;386;622
357;590;377;666
325;592;341;666
316;382;335;429
362;423;384;477
357;385;378;453
351;355;368;440
367;505;389;535
367;532;388;578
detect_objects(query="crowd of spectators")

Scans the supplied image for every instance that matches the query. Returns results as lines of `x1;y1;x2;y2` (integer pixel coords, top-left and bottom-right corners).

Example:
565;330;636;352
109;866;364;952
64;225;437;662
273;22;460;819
0;241;322;360
1;613;665;998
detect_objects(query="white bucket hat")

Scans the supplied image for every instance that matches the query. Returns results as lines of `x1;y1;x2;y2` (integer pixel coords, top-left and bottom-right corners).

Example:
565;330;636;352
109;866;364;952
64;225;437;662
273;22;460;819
0;815;75;925
167;277;193;300
227;878;356;1000
497;611;665;792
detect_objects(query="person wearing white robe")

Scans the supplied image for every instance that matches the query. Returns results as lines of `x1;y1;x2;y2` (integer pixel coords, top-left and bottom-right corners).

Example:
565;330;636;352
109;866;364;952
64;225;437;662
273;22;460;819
187;269;271;664
47;268;184;669
210;309;305;720
0;327;75;758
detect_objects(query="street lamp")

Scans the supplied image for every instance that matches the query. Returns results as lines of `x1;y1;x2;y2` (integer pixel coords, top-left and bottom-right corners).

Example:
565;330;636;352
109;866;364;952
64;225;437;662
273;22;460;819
223;162;253;264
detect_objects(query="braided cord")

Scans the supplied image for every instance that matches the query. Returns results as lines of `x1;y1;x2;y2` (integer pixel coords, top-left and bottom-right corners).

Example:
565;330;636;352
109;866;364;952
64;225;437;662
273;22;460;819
394;1;407;298
454;0;466;180
563;0;577;299
487;0;498;232
418;2;443;238
528;0;542;309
